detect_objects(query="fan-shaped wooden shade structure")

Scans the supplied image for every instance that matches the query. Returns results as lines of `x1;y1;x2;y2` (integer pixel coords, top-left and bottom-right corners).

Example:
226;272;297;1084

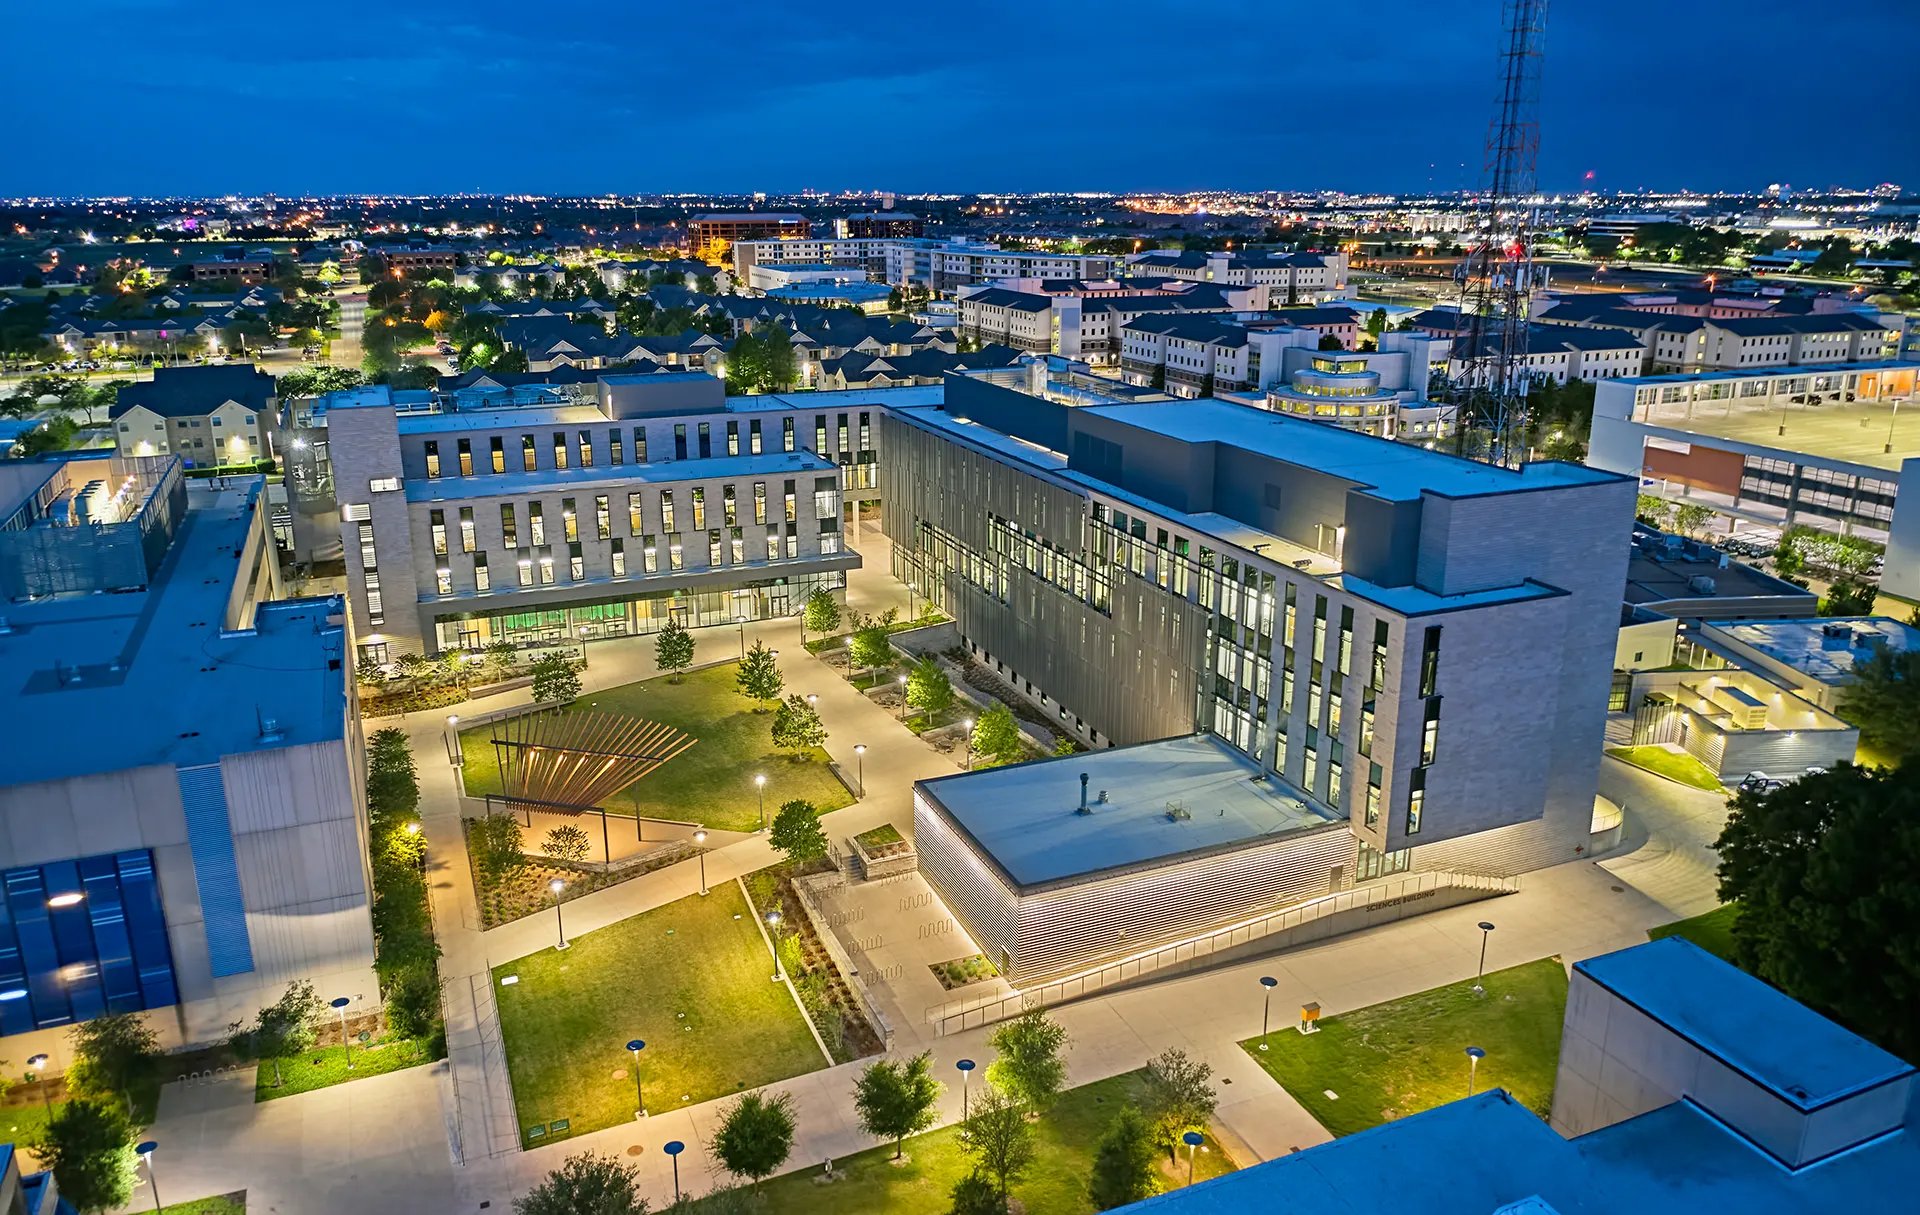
489;710;696;815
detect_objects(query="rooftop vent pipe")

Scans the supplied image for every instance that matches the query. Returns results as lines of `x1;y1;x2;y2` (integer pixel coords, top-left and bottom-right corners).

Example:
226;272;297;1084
1076;772;1091;815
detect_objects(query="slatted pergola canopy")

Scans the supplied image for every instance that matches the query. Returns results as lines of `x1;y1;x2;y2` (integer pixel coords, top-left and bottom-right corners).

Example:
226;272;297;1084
489;710;696;815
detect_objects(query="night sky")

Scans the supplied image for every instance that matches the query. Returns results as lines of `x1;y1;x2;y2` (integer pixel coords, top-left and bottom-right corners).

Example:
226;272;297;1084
10;0;1915;197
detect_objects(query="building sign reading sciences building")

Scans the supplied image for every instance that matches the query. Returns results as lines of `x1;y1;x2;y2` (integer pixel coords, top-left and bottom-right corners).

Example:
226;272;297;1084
0;850;178;1034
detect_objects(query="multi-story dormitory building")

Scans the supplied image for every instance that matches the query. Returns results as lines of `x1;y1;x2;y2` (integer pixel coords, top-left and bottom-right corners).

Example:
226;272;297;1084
318;371;933;661
885;363;1635;883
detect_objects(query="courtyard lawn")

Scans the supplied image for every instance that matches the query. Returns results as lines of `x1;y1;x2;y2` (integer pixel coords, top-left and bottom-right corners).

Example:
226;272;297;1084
1605;745;1725;792
460;661;851;833
1649;903;1741;963
492;880;826;1147
757;1069;1237;1215
255;1035;435;1101
1241;958;1568;1138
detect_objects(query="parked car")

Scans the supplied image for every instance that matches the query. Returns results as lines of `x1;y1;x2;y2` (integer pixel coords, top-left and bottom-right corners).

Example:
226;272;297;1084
1737;771;1787;794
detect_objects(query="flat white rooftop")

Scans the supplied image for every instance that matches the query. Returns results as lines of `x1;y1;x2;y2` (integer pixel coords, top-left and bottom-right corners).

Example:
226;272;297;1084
1081;399;1618;501
918;734;1338;889
1711;615;1920;685
1579;938;1913;1110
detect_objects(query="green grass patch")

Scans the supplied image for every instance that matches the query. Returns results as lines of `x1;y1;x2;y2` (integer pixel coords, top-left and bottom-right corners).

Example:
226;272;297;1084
460;662;851;832
0;1054;188;1147
1606;745;1724;791
848;665;903;692
157;1193;246;1215
929;953;997;991
757;1069;1235;1215
255;1035;434;1101
855;823;904;850
1241;958;1568;1137
1649;903;1741;963
493;880;825;1147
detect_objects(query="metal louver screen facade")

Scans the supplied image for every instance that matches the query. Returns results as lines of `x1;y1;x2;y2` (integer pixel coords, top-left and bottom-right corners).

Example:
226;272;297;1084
916;787;1357;983
176;764;256;978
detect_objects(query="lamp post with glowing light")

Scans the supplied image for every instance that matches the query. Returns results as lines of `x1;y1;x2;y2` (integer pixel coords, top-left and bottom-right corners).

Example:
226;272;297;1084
137;1141;161;1215
1182;1130;1204;1186
331;996;353;1070
24;1054;50;1113
956;1058;976;1118
1257;975;1278;1050
693;830;708;895
1465;1046;1486;1096
1473;921;1495;996
734;614;748;658
853;744;866;796
664;1140;685;1202
447;714;463;765
755;773;768;830
550;878;569;950
766;911;784;982
627;1039;647;1118
961;719;974;770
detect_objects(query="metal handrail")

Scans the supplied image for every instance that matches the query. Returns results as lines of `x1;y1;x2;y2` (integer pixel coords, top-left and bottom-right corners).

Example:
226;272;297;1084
925;869;1518;1033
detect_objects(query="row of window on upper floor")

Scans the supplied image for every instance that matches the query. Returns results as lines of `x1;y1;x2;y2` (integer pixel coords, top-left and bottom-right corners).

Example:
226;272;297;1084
417;413;877;479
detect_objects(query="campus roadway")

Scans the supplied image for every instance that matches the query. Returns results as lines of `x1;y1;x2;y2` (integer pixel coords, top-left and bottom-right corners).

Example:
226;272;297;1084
122;522;1732;1214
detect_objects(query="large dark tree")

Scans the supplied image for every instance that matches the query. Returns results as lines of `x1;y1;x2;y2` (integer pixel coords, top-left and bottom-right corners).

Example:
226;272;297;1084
1837;646;1920;762
1716;764;1920;1058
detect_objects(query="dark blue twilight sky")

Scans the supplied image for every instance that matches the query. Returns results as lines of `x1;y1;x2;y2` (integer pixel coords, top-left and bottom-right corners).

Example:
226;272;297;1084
8;0;1915;197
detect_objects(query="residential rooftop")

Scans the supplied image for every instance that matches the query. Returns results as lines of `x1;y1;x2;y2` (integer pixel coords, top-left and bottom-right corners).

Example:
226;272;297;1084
0;477;348;787
917;734;1338;890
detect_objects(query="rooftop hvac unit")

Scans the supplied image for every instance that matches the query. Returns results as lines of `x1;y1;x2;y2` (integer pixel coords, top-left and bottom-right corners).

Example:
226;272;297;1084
1686;575;1717;595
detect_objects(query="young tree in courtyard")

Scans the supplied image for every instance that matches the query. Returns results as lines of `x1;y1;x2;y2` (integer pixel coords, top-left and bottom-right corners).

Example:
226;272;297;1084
736;639;784;710
1716;763;1920;1058
771;694;827;758
250;979;325;1088
1088;1105;1159;1210
848;610;896;670
971;704;1024;767
468;814;528;895
65;1013;159;1117
947;1172;1006;1215
543;824;592;863
959;1087;1035;1203
655;619;695;682
530;655;581;707
801;585;842;640
1837;646;1920;761
514;1151;647;1215
853;1051;943;1159
1141;1048;1219;1163
711;1090;796;1190
986;1007;1069;1113
905;655;954;726
769;799;827;864
35;1098;138;1214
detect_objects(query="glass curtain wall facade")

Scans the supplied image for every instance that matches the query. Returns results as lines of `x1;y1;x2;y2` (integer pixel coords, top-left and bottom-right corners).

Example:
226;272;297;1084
431;570;845;650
